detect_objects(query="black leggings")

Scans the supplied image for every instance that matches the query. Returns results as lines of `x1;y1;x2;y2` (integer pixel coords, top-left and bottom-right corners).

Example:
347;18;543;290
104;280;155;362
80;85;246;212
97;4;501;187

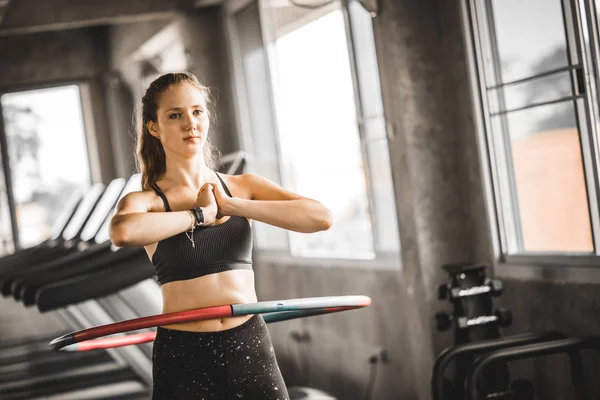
152;314;289;400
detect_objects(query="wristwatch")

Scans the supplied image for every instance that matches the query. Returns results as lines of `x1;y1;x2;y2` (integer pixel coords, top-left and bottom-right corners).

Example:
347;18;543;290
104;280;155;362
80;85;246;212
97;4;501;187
191;205;204;226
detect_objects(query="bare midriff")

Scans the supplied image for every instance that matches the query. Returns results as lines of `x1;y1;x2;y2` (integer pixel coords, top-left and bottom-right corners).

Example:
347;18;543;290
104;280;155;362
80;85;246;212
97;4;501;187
159;270;257;332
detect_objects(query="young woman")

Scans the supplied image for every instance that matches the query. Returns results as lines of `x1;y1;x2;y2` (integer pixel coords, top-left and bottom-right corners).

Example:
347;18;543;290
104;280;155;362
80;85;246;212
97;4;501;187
109;72;332;400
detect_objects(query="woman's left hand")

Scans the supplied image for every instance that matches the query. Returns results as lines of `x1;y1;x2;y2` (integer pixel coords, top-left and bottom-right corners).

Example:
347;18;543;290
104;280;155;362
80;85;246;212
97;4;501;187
213;179;233;219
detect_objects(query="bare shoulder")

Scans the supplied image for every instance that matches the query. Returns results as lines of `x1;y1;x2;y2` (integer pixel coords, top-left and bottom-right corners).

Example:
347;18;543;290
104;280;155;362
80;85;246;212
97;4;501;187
217;173;253;200
114;189;162;215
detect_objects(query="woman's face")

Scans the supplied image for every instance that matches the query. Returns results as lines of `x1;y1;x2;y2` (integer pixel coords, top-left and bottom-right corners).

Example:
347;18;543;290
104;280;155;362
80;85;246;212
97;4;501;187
150;82;210;157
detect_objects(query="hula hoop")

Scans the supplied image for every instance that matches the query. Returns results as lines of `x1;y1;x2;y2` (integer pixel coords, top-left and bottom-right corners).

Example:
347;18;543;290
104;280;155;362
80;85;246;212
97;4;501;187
50;295;371;352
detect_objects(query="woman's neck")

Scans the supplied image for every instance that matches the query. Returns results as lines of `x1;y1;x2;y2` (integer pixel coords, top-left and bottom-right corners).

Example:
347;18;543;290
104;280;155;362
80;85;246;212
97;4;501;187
162;154;212;192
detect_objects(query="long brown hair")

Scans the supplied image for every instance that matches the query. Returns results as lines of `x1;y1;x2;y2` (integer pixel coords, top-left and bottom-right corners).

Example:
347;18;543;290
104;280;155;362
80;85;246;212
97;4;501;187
137;72;218;190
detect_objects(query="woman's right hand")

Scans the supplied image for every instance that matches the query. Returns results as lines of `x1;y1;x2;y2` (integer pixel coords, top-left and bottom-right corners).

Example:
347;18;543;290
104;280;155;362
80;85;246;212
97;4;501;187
196;183;218;225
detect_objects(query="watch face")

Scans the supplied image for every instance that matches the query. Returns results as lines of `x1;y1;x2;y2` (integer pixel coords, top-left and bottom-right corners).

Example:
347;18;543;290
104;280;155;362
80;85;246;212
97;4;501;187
194;206;204;225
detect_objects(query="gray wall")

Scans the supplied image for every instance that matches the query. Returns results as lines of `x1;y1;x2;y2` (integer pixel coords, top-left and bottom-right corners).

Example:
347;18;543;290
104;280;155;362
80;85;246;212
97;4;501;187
108;17;176;177
178;7;240;156
109;7;240;177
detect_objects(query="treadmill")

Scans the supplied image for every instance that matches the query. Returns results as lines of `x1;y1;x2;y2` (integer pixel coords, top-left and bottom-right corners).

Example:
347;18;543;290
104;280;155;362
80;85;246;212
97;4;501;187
0;178;152;399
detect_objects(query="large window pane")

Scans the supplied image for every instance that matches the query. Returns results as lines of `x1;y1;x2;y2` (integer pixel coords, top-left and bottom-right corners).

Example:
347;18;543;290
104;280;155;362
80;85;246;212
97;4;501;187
472;0;597;255
487;0;569;84
492;101;593;252
269;1;374;258
1;85;92;248
346;0;400;258
348;0;384;118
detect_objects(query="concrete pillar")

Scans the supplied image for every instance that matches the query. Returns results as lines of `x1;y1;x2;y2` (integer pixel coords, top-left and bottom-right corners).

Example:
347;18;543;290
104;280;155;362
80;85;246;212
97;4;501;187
371;0;495;395
176;7;240;155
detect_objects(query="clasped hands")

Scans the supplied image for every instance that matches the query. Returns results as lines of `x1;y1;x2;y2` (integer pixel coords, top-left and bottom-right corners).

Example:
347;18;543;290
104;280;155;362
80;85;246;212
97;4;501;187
194;182;231;225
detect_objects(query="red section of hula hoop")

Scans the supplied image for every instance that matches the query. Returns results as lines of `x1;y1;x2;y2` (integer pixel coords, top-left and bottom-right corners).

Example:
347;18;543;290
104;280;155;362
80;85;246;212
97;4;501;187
73;305;232;343
69;307;365;351
77;331;157;351
51;296;373;352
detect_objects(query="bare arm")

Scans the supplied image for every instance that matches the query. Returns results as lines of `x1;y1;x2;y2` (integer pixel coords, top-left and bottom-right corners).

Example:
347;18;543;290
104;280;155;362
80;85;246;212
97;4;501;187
219;174;333;233
109;192;196;247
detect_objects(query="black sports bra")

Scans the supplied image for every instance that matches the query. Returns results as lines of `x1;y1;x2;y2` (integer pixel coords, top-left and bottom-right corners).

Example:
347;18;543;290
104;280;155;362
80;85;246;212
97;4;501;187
150;173;253;285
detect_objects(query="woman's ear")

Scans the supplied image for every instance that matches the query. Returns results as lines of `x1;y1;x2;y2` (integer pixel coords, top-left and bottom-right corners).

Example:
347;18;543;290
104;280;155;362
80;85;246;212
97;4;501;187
147;120;159;139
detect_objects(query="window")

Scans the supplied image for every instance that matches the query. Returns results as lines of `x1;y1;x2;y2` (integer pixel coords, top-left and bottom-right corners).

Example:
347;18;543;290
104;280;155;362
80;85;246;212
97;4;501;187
467;0;600;258
269;3;374;259
228;0;399;261
0;85;93;249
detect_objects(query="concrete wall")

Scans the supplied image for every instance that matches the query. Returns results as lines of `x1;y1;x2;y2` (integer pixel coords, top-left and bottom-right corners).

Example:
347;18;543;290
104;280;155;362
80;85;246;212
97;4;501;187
109;7;240;176
177;7;240;156
108;17;176;177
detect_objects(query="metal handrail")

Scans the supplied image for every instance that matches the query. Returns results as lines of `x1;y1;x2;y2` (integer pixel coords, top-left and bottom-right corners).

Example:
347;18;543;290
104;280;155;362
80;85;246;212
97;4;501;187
432;331;564;400
466;337;600;400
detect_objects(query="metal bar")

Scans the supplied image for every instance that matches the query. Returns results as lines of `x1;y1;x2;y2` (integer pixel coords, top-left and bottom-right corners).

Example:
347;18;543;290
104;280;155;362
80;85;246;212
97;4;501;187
257;0;288;188
495;258;600;285
0;99;20;251
463;0;505;258
220;150;246;165
432;331;564;400
563;0;600;252
568;0;600;255
221;4;257;173
466;337;600;400
484;0;525;251
489;94;582;116
356;112;384;125
342;0;378;252
504;252;599;265
486;65;575;90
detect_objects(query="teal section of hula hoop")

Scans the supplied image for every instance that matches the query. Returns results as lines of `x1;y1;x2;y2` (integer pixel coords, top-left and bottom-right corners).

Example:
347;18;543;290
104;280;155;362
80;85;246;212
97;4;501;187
262;308;351;323
231;295;371;316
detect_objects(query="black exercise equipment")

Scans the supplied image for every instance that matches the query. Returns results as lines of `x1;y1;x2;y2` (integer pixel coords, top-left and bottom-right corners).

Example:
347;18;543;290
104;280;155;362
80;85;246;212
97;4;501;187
0;182;109;295
0;175;156;312
465;337;600;400
435;264;511;341
36;247;153;311
2;177;128;299
434;264;512;399
431;331;565;400
0;332;149;400
0;189;84;269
